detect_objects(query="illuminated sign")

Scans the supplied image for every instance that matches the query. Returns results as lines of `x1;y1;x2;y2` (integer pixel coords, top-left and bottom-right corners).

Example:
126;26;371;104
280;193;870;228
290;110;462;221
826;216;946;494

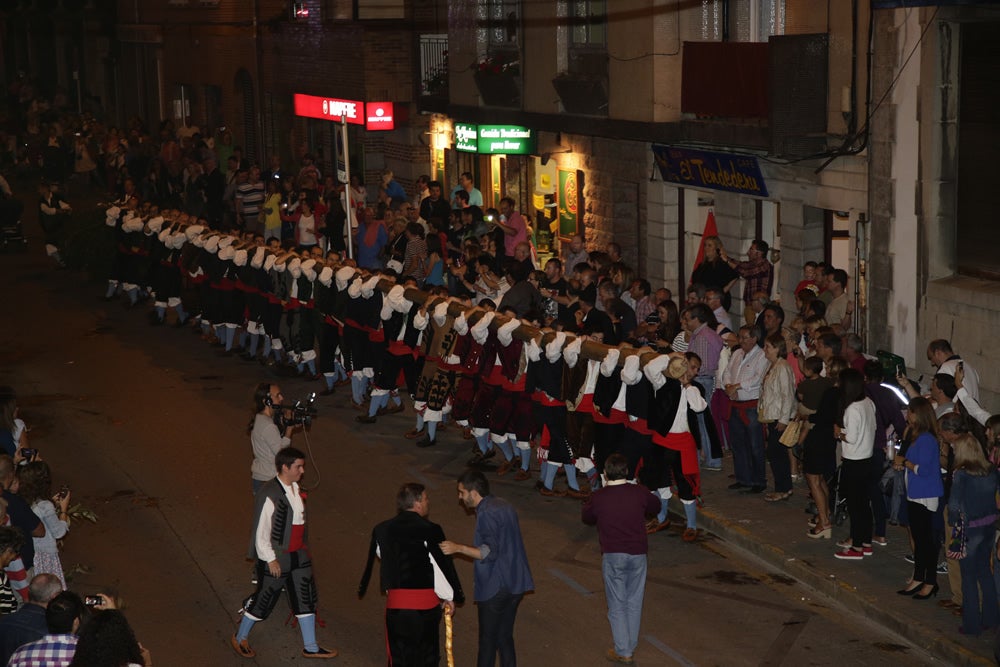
293;94;395;131
365;102;395;131
455;124;478;152
294;94;363;125
454;123;535;154
477;125;534;154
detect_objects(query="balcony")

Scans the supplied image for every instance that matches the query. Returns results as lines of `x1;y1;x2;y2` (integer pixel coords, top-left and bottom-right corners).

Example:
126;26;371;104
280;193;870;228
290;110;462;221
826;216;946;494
552;47;609;116
419;34;449;105
680;34;829;157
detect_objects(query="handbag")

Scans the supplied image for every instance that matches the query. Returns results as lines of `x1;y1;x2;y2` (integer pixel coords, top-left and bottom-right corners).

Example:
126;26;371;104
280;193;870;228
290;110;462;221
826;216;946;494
778;420;802;447
947;512;967;560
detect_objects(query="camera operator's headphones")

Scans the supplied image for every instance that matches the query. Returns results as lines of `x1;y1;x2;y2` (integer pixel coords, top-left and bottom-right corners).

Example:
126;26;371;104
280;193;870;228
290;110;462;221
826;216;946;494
255;383;274;412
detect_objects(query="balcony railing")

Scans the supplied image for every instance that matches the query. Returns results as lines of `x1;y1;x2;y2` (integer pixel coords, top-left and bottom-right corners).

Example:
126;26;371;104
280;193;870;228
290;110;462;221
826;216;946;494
419;34;448;96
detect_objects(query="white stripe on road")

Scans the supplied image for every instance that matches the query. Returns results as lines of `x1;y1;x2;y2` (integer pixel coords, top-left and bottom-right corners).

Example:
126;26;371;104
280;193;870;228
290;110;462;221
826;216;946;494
644;634;697;667
547;567;595;596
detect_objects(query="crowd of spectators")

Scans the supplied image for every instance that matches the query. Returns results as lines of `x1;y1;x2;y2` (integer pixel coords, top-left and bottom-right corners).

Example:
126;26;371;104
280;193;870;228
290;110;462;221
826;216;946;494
17;92;1000;652
0;389;150;666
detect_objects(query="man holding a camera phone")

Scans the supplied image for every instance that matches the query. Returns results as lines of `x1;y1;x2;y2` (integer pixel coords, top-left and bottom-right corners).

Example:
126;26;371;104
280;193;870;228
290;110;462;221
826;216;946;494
248;383;297;496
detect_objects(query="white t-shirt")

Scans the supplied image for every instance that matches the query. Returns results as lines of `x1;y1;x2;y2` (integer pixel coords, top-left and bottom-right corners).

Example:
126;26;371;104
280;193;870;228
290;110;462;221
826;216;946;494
841;398;876;460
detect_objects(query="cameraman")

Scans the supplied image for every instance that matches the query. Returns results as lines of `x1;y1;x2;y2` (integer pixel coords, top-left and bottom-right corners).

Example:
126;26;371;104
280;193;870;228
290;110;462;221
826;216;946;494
249;384;296;496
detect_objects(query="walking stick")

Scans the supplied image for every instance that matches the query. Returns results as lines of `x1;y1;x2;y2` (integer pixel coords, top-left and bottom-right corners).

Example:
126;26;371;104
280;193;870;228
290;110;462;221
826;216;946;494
445;611;455;667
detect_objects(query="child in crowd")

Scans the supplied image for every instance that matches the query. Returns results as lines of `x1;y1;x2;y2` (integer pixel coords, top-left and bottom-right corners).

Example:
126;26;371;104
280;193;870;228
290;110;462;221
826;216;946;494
17;461;70;587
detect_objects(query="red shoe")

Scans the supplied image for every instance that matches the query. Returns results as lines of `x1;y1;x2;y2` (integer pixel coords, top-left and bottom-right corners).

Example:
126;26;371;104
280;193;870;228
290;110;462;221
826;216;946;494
646;518;671;535
497;460;514;476
682;528;699;542
539;487;566;497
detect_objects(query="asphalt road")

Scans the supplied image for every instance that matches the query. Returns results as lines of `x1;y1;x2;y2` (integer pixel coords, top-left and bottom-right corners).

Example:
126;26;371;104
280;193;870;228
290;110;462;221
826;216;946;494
0;194;938;666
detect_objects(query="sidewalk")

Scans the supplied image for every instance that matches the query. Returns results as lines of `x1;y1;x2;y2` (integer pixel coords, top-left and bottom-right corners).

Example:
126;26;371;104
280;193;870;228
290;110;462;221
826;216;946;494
679;461;995;666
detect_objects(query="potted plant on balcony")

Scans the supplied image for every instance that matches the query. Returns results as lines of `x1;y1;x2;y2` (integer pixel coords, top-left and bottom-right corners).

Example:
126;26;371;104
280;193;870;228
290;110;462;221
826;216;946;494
473;54;521;107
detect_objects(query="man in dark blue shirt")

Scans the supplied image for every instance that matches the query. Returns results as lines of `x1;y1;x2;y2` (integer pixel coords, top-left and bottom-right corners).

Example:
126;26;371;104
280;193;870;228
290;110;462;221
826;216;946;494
440;470;533;667
0;573;63;665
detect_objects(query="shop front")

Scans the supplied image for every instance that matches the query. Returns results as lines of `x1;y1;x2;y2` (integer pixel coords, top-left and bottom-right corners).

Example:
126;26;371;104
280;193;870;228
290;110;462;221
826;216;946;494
648;143;868;330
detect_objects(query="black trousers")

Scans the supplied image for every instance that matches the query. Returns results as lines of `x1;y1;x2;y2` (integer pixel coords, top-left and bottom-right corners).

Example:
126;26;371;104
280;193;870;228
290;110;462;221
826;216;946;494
909;501;938;586
477;590;523;667
842;457;874;548
386;606;442;667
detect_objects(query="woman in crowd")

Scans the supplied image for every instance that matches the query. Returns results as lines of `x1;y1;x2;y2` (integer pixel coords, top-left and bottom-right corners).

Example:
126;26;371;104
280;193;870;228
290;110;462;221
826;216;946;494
760;333;798;502
947;432;999;634
690;235;738;311
17;461;69;586
832;368;877;559
896;397;945;599
804;357;848;538
69;610;150;667
0;390;26;458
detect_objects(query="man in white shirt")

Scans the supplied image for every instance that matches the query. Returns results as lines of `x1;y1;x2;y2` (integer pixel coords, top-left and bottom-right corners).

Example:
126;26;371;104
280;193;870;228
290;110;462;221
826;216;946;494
704;288;733;333
927;338;981;403
233;447;337;660
722;326;770;493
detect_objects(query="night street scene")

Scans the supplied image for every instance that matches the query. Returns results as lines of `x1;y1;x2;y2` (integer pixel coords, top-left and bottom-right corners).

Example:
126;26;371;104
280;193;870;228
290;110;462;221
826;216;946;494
0;0;999;665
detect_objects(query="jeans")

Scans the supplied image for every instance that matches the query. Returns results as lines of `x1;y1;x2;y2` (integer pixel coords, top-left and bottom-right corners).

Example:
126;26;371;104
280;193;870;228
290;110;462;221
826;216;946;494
729;406;765;487
842;458;873;547
477;589;523;667
960;526;1000;634
602;553;648;658
765;425;792;493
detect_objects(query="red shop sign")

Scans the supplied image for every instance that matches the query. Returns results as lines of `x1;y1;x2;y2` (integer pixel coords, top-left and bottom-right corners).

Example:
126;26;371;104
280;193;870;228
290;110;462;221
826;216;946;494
293;94;364;125
365;102;395;131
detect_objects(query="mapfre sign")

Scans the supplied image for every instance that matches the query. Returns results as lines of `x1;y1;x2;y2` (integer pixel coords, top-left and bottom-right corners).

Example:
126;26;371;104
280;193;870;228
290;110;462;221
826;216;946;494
293;94;394;131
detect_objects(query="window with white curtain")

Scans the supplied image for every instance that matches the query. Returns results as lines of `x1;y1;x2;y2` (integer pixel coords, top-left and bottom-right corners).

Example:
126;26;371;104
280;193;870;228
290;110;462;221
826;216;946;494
700;0;785;42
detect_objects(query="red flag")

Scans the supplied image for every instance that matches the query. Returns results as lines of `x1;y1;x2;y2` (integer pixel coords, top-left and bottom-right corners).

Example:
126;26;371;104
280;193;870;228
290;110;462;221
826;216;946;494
693;209;719;269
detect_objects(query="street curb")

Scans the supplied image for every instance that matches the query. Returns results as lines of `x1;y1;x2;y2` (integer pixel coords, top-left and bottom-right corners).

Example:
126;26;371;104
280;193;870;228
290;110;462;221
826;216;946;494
676;499;992;666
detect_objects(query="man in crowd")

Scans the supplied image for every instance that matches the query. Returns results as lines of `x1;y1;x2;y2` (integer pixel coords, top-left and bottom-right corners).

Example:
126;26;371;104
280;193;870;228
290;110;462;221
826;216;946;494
235;165;266;234
0;574;63;664
720;240;773;324
928;338;981;403
6;591;89;667
723;326;770;493
232;447;337;660
626;279;657;325
419;180;451;226
451;172;483;208
496;196;528;259
441;471;533;667
563;234;588;274
582;453;660;665
704;288;732;333
686;304;724;399
358;483;464;666
825;269;853;334
760;303;784;339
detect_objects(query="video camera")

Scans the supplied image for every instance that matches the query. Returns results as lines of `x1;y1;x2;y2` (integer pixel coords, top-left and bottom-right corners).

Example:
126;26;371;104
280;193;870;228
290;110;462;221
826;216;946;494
273;392;318;430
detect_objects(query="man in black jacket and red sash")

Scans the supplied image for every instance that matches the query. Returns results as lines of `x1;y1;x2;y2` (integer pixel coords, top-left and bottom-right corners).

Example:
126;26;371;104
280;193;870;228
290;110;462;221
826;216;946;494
359;483;464;666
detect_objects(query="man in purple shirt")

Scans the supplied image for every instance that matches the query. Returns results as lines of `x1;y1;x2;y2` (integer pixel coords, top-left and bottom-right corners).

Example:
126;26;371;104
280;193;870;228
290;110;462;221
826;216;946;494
582;454;660;665
685;304;724;397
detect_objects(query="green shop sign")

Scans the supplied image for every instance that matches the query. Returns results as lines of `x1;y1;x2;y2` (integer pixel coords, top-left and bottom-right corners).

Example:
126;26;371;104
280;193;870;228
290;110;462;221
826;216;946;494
455;124;478;153
454;123;535;155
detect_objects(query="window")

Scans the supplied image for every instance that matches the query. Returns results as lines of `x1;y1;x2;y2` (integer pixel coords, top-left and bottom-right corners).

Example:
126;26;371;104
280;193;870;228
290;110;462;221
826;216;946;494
356;0;404;20
700;0;784;42
478;0;520;52
956;22;1000;278
569;0;606;47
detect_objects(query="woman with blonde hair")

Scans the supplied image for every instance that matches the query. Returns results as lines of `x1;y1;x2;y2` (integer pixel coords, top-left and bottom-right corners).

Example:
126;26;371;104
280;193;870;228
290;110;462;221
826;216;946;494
690;235;738;311
947;432;999;634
